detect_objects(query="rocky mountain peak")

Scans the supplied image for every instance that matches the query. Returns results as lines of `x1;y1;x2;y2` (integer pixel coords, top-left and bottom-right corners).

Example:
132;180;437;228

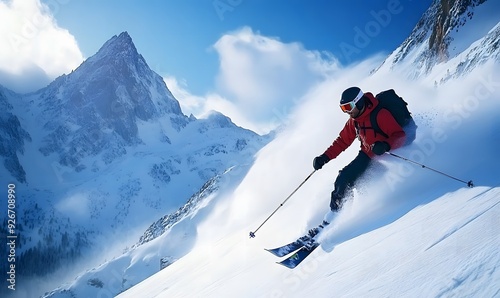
33;32;188;174
428;0;488;62
101;31;135;53
91;31;142;66
375;0;498;80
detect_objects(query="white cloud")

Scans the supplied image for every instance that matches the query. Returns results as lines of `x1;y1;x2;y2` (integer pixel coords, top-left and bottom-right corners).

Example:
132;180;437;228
164;76;206;116
214;27;340;121
167;27;341;134
165;75;263;133
0;0;83;93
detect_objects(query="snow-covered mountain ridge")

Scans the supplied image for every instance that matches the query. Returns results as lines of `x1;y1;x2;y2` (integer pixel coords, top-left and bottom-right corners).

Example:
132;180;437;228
136;169;223;247
375;0;499;81
28;32;188;175
42;166;245;298
0;31;270;297
0;86;31;183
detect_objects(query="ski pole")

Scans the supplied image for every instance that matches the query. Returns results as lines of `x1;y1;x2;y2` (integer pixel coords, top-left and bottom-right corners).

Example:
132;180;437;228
249;170;316;238
386;152;474;188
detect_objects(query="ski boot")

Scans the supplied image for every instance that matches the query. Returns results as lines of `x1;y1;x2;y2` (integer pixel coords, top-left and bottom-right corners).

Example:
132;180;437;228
299;220;329;250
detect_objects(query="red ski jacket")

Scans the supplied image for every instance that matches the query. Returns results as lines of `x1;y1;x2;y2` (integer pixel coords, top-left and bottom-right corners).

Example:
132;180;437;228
324;92;406;159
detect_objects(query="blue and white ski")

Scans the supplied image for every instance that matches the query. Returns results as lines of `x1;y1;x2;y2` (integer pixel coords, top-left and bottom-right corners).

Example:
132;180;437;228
277;242;320;269
265;237;308;257
265;234;320;269
265;221;329;268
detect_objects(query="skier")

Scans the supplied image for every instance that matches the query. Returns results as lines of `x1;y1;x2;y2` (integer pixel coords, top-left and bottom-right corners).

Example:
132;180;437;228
307;86;414;240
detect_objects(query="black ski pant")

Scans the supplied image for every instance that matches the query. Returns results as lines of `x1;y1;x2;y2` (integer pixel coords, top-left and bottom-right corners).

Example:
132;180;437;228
330;151;372;211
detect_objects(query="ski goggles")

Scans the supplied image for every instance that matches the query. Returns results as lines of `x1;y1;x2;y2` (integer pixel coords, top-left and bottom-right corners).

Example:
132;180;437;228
339;89;364;113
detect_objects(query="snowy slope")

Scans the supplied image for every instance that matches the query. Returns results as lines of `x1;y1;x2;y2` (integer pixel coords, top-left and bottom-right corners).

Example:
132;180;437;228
119;187;499;298
56;54;490;297
113;61;500;297
114;41;500;298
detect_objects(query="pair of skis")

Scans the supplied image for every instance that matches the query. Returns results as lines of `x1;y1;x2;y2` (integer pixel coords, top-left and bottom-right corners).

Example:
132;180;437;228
265;235;320;269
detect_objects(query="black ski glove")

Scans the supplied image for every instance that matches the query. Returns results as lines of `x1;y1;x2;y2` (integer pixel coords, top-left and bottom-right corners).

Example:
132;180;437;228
313;154;330;170
372;141;391;155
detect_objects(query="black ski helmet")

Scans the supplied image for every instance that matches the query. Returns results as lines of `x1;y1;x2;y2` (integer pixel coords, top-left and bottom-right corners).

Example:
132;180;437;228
340;87;365;110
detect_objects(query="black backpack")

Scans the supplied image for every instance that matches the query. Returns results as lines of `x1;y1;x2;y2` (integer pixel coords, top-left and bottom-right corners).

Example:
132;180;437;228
368;89;413;138
354;89;415;144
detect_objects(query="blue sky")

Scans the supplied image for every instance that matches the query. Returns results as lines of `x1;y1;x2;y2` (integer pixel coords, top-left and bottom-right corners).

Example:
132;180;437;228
50;0;431;94
1;0;433;133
